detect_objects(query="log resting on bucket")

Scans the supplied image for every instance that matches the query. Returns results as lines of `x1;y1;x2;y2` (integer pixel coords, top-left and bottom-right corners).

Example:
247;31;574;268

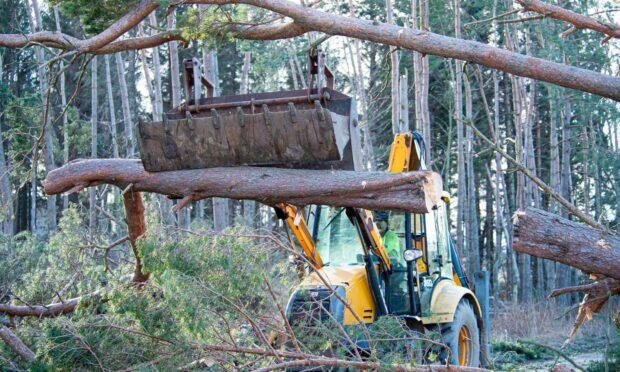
43;159;444;213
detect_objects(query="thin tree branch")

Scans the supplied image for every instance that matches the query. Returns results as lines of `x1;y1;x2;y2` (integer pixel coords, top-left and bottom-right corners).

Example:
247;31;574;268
516;0;620;42
466;121;611;232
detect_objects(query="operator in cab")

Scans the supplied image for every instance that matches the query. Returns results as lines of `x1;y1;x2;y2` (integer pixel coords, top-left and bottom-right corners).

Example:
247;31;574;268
376;211;402;266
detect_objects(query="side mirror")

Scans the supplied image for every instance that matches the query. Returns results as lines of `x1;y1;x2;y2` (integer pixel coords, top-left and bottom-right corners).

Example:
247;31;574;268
404;249;423;263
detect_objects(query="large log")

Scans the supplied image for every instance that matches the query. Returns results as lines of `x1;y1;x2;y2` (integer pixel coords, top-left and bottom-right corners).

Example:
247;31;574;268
513;208;620;345
43;159;443;213
513;208;620;280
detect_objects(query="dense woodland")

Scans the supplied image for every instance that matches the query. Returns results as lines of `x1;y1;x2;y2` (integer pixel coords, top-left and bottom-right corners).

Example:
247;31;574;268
0;0;618;370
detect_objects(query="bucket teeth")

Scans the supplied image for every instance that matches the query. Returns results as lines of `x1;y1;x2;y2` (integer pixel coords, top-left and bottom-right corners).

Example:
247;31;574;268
288;102;298;123
137;89;359;172
237;107;245;127
262;104;272;126
314;100;326;121
211;109;221;129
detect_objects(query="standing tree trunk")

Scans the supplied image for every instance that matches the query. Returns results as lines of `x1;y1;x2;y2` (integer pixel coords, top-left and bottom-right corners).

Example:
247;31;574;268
240;51;256;227
90;57;98;239
346;1;375;170
289;58;299;89
54;5;70;210
115;52;134;157
138;23;157;121
558;83;574;304
198;5;228;231
0;58;14;236
148;11;173;225
168;11;189;229
104;54;121;234
386;0;400;135
104;55;120;159
412;0;431;160
454;0;466;257
29;0;56;232
399;72;409;133
149;12;163;122
463;72;480;274
548;98;560;294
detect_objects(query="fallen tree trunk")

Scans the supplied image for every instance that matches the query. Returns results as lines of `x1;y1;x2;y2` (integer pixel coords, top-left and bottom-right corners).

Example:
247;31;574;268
0;326;35;362
513;208;620;345
513;208;620;280
43;159;443;213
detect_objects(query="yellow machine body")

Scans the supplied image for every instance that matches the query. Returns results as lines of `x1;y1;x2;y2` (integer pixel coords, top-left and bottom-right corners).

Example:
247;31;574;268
287;133;482;325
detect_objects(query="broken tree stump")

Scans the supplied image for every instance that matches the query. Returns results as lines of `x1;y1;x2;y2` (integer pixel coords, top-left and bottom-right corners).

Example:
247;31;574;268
513;207;620;280
42;159;444;213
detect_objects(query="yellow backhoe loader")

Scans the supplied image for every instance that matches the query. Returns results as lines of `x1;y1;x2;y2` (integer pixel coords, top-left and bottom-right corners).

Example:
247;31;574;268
137;50;486;367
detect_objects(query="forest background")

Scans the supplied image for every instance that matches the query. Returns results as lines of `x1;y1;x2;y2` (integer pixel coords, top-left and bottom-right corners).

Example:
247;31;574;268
0;0;619;370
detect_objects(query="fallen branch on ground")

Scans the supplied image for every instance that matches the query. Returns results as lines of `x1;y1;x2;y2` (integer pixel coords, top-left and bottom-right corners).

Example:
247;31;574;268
0;326;35;362
0;289;105;317
200;343;489;372
43;159;443;213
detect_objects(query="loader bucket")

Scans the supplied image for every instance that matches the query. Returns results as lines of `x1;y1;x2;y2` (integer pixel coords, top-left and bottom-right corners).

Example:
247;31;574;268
137;54;362;172
137;88;361;172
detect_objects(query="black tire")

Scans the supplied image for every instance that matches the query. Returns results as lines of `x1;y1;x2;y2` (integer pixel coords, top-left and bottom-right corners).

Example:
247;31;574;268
439;300;480;367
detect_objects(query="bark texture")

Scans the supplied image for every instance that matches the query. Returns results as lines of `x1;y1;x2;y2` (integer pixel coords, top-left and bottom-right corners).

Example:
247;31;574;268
42;159;443;213
0;326;35;362
122;191;149;283
513;208;620;344
512;208;620;280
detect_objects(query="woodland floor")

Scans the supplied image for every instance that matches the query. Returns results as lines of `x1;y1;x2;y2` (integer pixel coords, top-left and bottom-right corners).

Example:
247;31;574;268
489;301;619;371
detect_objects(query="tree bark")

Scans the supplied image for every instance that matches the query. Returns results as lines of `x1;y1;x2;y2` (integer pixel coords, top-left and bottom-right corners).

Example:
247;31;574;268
200;31;228;231
239;52;256;227
43;159;443;214
104;55;120;159
513;208;620;280
0;326;35;362
463;72;479;274
167;11;189;228
343;0;374;170
90;56;98;239
0;56;13;236
149;12;164;122
399;72;409;133
54;6;70;210
454;0;466;257
29;0;56;232
115;52;135;157
123;191;149;283
386;0;400;135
